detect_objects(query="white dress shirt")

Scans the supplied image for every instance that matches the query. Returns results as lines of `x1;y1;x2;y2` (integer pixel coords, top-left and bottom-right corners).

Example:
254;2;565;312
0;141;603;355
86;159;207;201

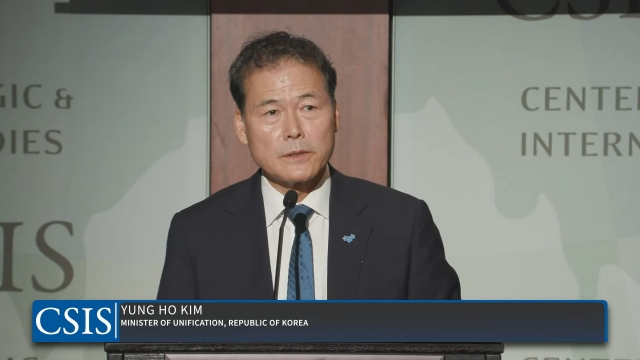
261;168;330;300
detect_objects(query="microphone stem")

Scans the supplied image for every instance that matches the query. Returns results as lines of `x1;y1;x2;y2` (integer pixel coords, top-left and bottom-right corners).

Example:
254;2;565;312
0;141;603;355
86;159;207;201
273;208;290;300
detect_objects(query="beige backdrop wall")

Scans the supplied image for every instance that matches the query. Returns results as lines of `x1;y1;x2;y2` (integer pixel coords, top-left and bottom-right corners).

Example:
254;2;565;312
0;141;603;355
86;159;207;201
391;3;640;360
0;1;210;360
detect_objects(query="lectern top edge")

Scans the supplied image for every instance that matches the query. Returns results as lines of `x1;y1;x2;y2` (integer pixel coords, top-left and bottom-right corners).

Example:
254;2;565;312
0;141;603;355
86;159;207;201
104;342;506;354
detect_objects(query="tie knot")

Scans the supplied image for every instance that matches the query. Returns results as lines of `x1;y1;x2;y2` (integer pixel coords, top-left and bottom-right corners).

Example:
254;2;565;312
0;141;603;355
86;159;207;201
287;204;314;220
287;204;313;233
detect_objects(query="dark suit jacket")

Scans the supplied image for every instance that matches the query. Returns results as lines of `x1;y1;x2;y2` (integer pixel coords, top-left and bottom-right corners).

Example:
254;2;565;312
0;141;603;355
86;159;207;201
157;166;460;300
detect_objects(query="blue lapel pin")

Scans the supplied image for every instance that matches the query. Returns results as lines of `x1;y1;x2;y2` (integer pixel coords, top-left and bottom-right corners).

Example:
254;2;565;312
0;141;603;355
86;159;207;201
342;234;356;243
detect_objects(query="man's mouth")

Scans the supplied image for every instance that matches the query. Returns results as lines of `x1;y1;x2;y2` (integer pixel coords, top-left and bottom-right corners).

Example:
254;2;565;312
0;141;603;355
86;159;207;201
283;150;311;157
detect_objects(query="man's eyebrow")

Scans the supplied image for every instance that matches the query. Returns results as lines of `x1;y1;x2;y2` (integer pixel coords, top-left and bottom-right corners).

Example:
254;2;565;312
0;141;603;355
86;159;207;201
256;93;320;108
298;92;319;99
256;99;279;107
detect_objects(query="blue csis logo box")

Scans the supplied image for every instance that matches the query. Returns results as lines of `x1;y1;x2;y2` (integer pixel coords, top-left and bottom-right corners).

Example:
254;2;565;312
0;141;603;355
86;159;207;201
32;300;119;342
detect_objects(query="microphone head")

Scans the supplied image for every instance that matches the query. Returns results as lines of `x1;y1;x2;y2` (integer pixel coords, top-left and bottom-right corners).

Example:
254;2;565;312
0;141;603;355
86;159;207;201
283;190;298;209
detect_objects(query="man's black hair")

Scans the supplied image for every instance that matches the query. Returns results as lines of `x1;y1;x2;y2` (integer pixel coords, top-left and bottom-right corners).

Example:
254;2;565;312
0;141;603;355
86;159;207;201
229;31;337;114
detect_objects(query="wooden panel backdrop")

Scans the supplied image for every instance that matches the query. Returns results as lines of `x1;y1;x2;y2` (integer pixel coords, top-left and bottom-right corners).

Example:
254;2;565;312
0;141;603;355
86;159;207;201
210;9;389;194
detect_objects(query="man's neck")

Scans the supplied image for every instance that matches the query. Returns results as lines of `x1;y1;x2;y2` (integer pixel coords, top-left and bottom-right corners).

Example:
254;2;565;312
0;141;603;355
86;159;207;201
265;166;330;202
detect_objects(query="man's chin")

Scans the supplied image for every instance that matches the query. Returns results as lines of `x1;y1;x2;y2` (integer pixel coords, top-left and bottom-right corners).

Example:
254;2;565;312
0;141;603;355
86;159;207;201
282;174;316;185
279;167;324;185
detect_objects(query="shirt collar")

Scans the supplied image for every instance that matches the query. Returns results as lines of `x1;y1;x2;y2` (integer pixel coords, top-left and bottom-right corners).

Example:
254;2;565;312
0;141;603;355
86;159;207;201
261;166;331;227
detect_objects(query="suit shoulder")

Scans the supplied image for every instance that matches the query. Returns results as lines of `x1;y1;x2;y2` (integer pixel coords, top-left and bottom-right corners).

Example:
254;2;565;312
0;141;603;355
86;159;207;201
340;174;423;208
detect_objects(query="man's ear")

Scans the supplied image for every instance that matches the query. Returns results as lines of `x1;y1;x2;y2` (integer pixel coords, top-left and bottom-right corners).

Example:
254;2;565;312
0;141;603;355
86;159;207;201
234;108;248;144
333;101;340;133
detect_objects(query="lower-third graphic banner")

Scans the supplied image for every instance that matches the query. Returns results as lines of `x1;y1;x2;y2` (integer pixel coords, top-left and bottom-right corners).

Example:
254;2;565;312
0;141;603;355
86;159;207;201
32;300;607;343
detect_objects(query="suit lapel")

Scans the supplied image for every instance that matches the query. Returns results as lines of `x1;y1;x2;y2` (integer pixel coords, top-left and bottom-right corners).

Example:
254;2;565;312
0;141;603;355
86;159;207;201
225;170;273;299
327;167;372;299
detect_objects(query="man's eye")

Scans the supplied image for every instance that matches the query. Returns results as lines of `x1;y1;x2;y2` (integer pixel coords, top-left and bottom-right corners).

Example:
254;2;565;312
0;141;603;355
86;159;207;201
265;110;278;116
303;105;316;111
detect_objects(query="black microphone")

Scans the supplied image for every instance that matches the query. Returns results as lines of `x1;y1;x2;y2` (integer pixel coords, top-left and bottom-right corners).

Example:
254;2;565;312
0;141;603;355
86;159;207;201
273;190;298;300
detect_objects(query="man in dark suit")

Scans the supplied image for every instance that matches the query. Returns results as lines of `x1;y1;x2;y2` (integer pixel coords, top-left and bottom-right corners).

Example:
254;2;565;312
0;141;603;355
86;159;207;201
157;31;460;300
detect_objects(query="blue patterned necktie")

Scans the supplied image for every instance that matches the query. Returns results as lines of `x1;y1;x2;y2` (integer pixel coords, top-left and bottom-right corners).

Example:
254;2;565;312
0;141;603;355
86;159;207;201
286;204;315;300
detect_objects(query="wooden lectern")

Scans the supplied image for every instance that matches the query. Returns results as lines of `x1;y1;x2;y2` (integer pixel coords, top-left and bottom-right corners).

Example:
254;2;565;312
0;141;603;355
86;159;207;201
105;343;504;360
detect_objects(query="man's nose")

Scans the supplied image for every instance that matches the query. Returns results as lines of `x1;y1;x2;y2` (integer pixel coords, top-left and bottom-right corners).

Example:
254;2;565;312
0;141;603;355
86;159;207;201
283;111;303;139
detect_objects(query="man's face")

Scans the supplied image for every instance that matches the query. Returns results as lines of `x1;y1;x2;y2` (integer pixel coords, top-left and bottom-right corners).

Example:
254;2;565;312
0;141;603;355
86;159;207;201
234;60;340;189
